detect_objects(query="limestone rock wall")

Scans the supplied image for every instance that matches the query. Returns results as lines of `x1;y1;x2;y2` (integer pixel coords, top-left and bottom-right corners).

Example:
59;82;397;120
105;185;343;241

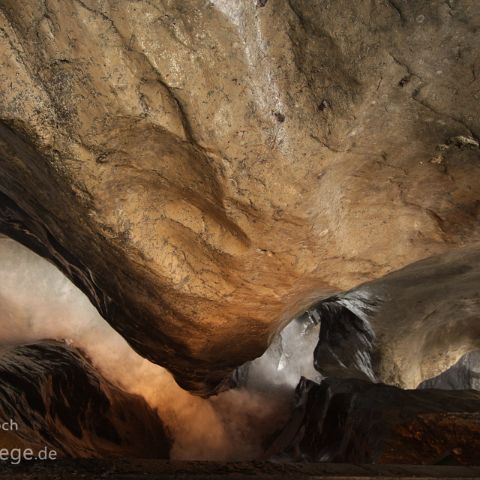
1;0;479;392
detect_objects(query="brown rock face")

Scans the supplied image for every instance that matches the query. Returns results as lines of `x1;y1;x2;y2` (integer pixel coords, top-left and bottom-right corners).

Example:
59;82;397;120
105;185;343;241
0;341;170;458
1;1;479;393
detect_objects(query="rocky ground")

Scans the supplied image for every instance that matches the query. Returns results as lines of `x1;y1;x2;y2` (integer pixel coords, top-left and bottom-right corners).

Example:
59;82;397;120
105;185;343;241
1;460;480;480
268;378;480;464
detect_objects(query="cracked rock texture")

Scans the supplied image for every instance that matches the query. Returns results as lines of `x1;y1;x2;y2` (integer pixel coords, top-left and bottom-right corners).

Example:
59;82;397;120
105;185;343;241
1;0;479;393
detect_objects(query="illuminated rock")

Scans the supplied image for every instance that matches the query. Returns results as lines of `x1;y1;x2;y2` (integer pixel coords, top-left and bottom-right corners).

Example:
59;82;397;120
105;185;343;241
1;1;479;393
0;341;170;458
305;246;480;388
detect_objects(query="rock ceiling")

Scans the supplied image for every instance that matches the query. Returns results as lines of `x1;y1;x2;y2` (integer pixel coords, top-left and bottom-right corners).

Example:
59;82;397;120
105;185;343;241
0;0;479;393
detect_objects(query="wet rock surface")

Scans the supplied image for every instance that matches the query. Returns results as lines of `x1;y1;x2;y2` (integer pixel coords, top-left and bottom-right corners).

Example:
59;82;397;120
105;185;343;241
1;1;480;393
305;245;480;389
269;377;480;465
419;351;480;390
0;340;170;458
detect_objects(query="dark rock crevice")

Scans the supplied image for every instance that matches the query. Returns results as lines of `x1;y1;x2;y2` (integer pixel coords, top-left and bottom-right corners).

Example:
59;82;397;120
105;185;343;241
304;297;377;382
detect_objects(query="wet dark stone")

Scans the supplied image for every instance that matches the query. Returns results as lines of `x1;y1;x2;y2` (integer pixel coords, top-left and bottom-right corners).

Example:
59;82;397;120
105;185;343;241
268;377;480;465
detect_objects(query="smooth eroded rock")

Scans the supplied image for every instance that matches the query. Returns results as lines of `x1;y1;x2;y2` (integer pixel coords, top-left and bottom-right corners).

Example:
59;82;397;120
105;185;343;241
1;0;479;392
305;245;480;388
